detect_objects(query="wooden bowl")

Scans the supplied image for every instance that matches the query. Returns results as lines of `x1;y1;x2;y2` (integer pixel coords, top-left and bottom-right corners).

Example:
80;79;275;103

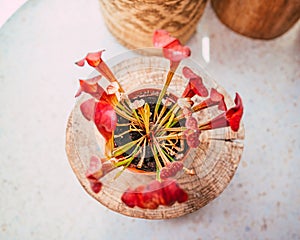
211;0;300;39
65;51;245;219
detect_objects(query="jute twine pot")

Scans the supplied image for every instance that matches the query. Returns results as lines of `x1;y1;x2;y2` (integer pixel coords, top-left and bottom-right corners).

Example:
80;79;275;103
211;0;300;40
99;0;208;49
65;51;244;219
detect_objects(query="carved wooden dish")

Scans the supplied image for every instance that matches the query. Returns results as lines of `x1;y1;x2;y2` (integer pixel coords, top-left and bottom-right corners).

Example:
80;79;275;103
65;52;244;219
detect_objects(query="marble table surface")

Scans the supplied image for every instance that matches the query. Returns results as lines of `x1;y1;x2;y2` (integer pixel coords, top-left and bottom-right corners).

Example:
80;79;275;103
0;0;299;239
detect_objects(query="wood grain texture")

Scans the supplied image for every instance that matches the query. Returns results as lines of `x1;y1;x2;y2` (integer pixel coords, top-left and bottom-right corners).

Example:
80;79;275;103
99;0;208;49
65;56;245;219
211;0;300;39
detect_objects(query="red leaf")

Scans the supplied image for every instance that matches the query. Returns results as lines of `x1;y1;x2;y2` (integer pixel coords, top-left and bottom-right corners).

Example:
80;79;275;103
75;51;104;68
121;189;136;208
185;116;198;130
142;181;162;209
90;181;102;194
162;179;188;204
210;88;222;102
75;58;85;67
210;88;227;111
121;179;188;209
184;129;200;148
153;30;191;63
75;50;120;85
184;116;200;148
160;161;184;179
192;88;227;112
182;67;208;98
177;188;188;203
94;101;117;140
85;156;101;180
182;66;198;79
163;43;191;63
226;93;243;131
153;29;177;48
80;98;96;121
200;93;243;132
85;51;103;67
134;186;146;209
75;75;105;99
85;156;103;194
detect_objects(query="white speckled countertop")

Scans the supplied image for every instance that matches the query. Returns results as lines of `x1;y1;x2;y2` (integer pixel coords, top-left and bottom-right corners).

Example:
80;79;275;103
0;0;299;239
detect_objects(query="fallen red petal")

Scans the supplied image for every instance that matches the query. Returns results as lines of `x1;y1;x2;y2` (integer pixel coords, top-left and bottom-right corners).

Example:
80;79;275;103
142;181;162;209
134;186;146;209
121;179;188;209
121;189;136;208
90;181;102;194
162;179;188;204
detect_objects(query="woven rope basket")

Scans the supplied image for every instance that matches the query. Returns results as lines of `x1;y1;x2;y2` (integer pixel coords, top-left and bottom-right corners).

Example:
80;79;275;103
99;0;208;49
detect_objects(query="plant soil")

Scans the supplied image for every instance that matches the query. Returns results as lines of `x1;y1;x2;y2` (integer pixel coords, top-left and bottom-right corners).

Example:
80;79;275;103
114;89;188;172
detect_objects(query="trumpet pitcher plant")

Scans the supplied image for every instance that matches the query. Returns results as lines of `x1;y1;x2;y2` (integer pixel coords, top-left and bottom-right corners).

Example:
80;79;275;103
74;30;244;209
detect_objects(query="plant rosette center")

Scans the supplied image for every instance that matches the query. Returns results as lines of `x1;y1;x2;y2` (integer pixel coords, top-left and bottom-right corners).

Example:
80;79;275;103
114;88;189;174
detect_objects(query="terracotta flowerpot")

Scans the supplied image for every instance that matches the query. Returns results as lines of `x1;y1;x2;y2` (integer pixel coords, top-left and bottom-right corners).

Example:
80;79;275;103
65;49;244;219
211;0;300;39
99;0;208;49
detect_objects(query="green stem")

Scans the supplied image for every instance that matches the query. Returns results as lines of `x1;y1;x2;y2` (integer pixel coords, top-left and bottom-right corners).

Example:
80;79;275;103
116;123;131;127
156;132;183;141
150;144;163;170
153;62;179;121
161;147;175;162
114;106;136;123
137;138;147;168
153;137;171;166
155;104;179;131
155;101;168;125
114;140;143;167
157;127;186;132
156;167;161;182
116;101;133;116
114;128;143;139
113;136;145;157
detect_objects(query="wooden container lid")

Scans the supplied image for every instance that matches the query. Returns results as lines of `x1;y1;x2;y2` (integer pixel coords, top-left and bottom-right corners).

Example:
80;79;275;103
211;0;300;40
